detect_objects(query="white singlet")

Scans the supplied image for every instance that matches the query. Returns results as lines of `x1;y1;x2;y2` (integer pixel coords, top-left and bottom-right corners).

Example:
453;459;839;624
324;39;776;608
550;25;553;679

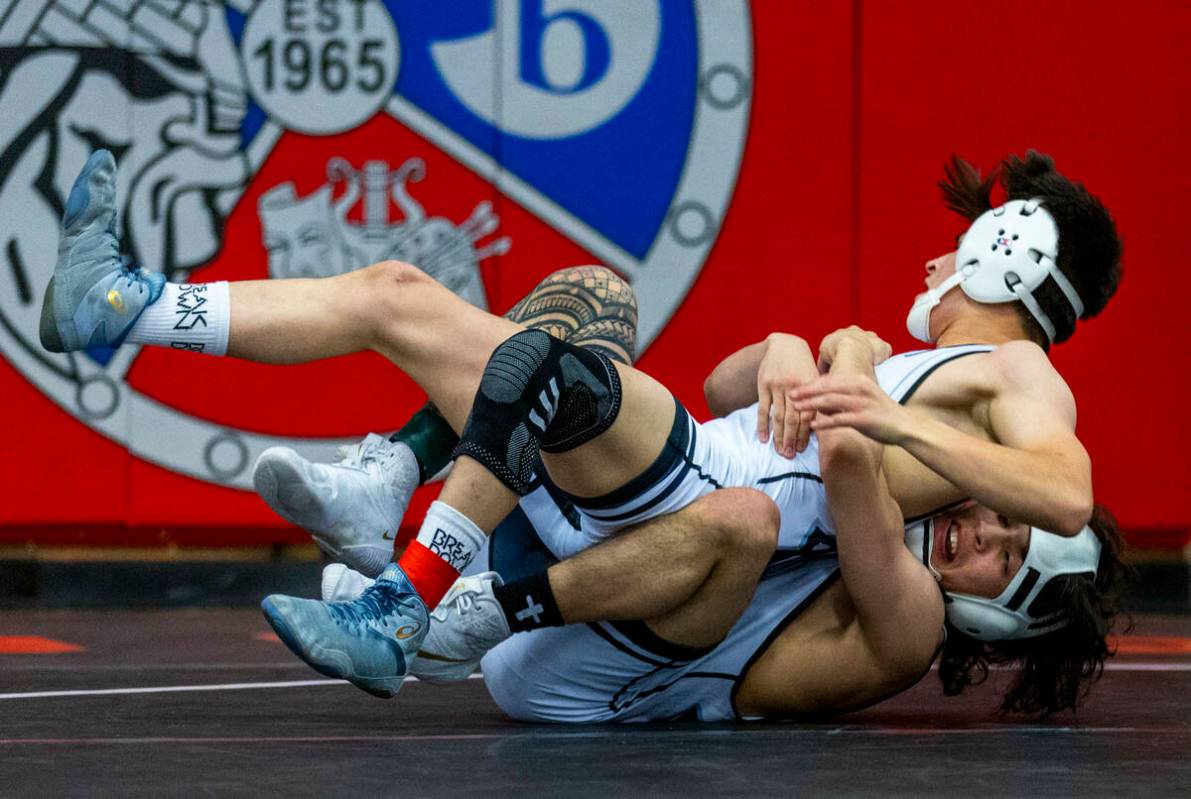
531;345;994;557
482;553;842;723
479;345;991;723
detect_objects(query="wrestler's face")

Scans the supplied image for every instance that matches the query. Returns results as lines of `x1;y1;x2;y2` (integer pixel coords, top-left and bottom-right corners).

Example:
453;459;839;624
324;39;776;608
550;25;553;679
929;502;1031;598
908;252;966;340
923;251;957;290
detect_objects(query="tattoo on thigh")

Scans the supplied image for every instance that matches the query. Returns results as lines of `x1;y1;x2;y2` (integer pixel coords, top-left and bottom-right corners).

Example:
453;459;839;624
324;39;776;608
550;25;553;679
504;266;638;365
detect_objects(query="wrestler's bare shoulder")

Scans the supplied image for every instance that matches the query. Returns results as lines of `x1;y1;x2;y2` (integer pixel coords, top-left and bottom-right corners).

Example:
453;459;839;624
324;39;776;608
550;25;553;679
966;340;1078;423
911;340;1066;404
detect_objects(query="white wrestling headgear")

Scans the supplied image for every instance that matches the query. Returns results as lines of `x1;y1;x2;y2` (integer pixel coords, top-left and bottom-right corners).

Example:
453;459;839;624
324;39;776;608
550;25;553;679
905;199;1084;344
903;518;1102;641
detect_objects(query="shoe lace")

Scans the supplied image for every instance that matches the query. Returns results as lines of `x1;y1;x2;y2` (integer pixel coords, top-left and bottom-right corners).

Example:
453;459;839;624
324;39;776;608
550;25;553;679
115;255;149;297
449;586;507;644
327;582;420;632
335;435;398;472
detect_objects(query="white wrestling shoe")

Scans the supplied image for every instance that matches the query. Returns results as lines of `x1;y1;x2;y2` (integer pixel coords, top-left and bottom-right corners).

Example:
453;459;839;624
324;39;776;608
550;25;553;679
415;571;510;684
319;564;510;683
254;434;419;578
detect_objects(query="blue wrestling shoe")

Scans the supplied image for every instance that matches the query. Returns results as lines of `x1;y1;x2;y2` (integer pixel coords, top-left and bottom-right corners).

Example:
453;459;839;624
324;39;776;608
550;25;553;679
39;149;165;353
261;564;429;698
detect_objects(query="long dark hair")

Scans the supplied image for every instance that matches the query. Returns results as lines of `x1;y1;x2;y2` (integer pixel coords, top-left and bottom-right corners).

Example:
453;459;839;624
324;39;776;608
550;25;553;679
938;151;1123;346
937;505;1131;716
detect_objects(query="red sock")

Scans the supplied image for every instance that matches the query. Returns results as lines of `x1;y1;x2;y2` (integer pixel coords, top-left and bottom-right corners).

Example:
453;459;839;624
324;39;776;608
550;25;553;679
396;541;462;608
393;501;488;607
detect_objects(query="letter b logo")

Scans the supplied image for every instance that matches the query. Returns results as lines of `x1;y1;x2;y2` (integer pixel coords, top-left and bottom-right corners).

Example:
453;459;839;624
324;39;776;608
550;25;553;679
432;0;661;139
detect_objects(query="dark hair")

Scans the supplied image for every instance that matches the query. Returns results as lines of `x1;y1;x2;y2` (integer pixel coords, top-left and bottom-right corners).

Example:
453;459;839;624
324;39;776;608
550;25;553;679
936;505;1132;716
938;151;1123;346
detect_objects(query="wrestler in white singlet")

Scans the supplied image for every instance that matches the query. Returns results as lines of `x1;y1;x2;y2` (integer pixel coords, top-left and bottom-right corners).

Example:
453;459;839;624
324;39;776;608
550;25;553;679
480;345;991;722
526;344;994;559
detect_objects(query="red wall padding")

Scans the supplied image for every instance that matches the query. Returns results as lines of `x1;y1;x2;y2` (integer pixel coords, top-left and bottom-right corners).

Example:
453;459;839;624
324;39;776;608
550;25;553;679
1;2;1187;545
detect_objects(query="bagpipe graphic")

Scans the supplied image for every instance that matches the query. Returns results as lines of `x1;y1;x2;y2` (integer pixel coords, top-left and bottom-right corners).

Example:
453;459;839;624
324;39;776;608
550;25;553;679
0;0;751;489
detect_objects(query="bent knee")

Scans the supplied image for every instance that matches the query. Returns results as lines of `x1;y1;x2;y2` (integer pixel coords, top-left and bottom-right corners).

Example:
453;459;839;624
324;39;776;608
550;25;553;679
357;260;434;313
364;259;432;288
356;260;442;337
481;635;610;724
696;488;780;552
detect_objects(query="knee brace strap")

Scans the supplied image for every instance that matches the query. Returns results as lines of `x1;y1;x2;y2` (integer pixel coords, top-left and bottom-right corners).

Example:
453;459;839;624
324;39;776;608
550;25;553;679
453;329;622;495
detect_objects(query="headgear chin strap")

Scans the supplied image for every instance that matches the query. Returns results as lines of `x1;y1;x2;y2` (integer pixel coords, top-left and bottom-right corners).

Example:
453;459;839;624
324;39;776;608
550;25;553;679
903;519;1102;641
905;199;1084;344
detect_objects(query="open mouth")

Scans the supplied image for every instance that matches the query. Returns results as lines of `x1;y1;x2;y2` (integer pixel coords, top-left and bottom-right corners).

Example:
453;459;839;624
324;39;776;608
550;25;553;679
932;518;958;565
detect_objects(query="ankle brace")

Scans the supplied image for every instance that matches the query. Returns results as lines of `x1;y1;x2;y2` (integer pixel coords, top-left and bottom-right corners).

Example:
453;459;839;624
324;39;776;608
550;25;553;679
453;329;622;495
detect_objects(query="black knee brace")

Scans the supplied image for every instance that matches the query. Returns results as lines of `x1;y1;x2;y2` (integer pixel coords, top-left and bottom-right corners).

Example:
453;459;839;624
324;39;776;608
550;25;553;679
453;329;622;494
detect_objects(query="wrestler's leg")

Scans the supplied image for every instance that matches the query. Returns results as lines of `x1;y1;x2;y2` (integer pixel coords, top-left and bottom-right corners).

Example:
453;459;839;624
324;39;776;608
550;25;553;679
403;488;779;683
252;266;639;575
258;274;674;696
229;261;518;432
260;315;681;696
47;150;671;487
233;261;662;459
547;488;779;647
392;264;639;481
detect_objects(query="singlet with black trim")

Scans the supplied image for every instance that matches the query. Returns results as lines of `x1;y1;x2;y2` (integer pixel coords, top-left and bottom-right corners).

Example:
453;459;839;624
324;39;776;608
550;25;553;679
697;344;995;554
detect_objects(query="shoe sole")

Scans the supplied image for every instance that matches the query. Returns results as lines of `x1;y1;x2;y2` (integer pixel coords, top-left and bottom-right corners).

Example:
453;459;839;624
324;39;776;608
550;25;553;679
410;655;479;684
252;451;319;528
38;277;66;353
260;598;402;700
254;450;393;578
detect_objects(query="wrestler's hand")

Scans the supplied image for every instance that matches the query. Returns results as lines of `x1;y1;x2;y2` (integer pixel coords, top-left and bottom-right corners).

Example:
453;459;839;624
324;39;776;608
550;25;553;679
817;326;892;373
756;333;818;457
788;373;915;445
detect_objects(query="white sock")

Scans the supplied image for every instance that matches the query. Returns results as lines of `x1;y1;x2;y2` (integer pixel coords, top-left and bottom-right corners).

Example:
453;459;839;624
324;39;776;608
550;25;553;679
414;500;487;574
126;281;230;355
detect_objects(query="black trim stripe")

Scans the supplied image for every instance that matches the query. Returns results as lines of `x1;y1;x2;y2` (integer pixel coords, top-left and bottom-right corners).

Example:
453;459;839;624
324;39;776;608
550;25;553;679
571;396;690;511
756;470;822;486
1005;567;1041;611
607;619;714;662
585;622;669;668
573;398;722;522
582;456;691;523
611;670;737;714
895;348;992;406
903;498;969;526
729;566;842;721
609;661;682;712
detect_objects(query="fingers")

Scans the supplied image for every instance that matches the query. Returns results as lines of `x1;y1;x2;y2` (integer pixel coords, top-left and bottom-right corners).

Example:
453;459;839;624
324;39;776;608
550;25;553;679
770;391;792;457
789;375;840;401
789;374;875;401
809;412;860;431
757;390;772;444
790;392;864;416
795;409;814;452
778;398;797;458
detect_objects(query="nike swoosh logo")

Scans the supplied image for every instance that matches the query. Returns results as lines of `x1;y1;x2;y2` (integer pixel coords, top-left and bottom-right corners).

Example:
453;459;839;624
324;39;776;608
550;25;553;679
417;650;472;663
382;531;395;540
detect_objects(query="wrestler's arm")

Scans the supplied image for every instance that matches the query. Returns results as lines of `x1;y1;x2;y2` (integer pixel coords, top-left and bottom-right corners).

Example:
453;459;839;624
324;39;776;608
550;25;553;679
884;341;1090;536
794;340;1091;536
703;339;768;416
704;333;819;454
817;339;944;668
